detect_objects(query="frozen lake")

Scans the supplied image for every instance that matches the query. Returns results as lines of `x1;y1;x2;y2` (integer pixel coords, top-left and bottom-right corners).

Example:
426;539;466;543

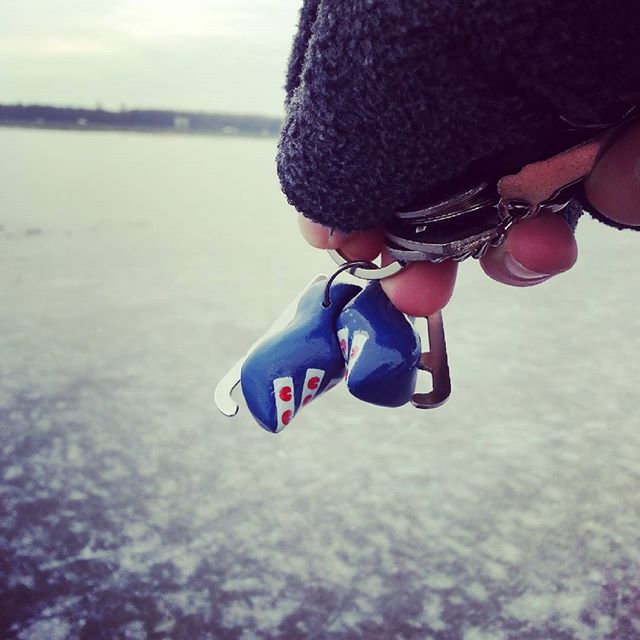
1;128;639;640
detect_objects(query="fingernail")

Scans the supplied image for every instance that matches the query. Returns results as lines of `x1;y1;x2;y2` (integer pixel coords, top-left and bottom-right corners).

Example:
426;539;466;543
503;251;551;281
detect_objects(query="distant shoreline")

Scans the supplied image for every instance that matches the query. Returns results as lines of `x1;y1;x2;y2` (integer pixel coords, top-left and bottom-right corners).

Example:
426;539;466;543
0;104;282;139
0;121;279;139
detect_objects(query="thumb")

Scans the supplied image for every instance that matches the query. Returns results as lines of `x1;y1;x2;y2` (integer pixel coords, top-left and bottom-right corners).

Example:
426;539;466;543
584;120;640;228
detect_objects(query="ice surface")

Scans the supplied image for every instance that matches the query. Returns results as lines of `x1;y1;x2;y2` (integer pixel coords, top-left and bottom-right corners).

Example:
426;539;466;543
1;129;640;639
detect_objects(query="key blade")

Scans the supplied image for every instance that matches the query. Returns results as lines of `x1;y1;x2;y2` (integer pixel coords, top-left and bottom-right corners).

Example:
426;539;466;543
214;275;328;417
215;362;244;417
411;310;451;409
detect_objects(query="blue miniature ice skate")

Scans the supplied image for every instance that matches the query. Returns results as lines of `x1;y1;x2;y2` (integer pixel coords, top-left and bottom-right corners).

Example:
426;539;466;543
337;282;421;407
239;279;360;433
214;265;451;432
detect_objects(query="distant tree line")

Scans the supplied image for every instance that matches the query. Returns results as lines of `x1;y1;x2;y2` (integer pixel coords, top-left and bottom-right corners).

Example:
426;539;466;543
0;104;282;137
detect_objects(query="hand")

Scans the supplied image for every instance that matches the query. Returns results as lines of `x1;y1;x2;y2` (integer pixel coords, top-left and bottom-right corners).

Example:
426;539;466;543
298;121;640;316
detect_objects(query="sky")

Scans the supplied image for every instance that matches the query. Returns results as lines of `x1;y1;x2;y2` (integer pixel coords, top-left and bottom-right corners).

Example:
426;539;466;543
0;0;302;116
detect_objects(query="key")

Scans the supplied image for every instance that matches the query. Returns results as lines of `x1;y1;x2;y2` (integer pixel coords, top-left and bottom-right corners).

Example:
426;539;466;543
384;182;504;263
411;310;451;409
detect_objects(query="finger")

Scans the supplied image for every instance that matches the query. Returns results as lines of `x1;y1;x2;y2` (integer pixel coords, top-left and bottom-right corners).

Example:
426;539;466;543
297;215;350;249
480;212;578;287
380;249;458;317
339;228;385;261
584;120;640;227
297;214;385;261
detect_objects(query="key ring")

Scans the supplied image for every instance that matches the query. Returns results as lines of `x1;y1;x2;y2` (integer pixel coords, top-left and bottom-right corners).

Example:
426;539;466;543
338;106;640;266
327;249;406;279
322;259;378;307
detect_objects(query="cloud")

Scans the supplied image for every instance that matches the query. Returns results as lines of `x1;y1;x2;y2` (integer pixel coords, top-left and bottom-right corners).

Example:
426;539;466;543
108;0;262;43
0;0;301;114
0;0;297;52
0;35;118;57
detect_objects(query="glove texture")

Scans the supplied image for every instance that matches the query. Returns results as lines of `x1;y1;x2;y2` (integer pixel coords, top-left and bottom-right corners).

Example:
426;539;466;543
277;0;640;232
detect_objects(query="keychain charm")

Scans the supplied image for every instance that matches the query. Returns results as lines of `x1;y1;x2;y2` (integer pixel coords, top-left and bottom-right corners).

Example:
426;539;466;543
241;279;360;432
337;281;421;407
214;274;328;420
215;258;452;433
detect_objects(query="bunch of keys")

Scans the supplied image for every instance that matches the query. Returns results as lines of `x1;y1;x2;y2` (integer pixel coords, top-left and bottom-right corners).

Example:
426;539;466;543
214;178;583;433
214;261;451;434
215;106;639;432
213;186;551;433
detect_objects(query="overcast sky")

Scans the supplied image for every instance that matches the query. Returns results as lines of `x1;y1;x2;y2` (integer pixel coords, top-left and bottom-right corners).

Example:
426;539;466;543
0;1;302;116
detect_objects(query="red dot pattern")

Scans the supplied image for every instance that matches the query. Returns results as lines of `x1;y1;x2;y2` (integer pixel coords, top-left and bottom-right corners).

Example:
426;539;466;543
279;386;292;402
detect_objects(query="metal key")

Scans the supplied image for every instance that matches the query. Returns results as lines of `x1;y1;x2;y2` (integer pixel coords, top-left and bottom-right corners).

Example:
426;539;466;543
411;311;451;409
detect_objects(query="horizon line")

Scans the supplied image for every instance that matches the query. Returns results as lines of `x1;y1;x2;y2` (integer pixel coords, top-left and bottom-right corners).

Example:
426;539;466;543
0;101;283;121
